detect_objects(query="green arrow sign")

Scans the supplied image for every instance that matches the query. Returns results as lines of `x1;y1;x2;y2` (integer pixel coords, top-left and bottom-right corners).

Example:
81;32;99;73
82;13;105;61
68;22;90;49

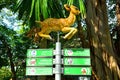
27;49;53;57
64;58;90;65
26;67;53;75
64;48;90;56
26;58;53;66
64;67;91;75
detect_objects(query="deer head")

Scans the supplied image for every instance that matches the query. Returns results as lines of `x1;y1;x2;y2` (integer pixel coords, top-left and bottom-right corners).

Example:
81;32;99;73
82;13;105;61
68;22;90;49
64;4;80;15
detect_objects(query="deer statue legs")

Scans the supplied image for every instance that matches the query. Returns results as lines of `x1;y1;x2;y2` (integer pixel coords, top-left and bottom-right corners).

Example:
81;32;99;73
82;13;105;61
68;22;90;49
38;31;53;40
38;27;77;40
62;27;78;39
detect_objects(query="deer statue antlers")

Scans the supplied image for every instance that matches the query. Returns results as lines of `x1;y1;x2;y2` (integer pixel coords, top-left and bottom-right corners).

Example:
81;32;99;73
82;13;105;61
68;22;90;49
28;4;80;41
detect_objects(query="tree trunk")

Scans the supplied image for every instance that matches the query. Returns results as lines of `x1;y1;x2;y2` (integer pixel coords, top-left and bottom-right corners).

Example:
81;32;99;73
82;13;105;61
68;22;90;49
7;47;16;80
77;17;89;48
114;0;120;59
85;0;120;80
1;36;16;80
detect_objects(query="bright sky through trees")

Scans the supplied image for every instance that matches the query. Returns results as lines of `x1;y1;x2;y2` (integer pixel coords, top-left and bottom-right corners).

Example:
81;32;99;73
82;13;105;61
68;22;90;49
0;8;28;34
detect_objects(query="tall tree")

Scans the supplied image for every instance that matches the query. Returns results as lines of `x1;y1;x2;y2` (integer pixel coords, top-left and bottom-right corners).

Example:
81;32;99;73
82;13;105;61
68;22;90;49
85;0;120;80
0;7;30;80
114;0;120;58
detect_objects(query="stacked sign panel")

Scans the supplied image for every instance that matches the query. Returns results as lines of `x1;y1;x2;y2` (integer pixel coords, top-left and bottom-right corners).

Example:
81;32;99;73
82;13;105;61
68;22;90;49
26;49;53;75
63;48;91;76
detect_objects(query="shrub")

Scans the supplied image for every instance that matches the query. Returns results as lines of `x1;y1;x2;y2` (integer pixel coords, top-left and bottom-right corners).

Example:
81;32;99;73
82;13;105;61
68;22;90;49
0;67;12;80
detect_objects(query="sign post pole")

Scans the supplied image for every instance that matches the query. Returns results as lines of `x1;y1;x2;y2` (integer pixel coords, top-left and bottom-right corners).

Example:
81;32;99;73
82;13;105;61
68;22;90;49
55;32;61;80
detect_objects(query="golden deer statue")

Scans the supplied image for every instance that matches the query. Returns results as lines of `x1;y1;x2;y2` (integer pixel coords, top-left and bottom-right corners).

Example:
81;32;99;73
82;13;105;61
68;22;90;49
27;4;80;41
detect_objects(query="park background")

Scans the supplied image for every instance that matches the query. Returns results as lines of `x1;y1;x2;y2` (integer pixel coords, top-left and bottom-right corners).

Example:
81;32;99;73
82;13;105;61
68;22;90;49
0;0;120;80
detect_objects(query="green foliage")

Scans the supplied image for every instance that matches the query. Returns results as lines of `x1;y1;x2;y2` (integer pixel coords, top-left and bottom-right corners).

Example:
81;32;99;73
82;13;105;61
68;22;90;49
0;8;31;79
0;0;16;9
67;0;74;5
16;66;26;79
0;67;12;80
0;57;9;68
79;0;86;19
40;0;48;19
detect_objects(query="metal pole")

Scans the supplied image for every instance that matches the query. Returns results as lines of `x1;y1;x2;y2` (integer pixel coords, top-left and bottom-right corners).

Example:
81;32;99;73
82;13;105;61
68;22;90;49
57;32;60;42
55;32;61;80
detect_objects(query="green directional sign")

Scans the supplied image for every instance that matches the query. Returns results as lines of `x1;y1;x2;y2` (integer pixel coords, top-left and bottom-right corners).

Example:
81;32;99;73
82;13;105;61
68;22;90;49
64;58;90;65
27;49;53;57
64;48;90;56
64;67;91;75
26;67;53;75
26;58;53;66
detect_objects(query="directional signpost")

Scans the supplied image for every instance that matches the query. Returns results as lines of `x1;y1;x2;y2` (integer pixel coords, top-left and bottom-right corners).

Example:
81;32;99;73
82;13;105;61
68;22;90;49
26;47;91;80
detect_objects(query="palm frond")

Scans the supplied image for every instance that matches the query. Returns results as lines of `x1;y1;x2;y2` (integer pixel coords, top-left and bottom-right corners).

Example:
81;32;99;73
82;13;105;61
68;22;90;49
15;0;32;19
40;0;48;19
79;0;86;19
29;0;35;19
35;0;40;20
67;0;74;5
